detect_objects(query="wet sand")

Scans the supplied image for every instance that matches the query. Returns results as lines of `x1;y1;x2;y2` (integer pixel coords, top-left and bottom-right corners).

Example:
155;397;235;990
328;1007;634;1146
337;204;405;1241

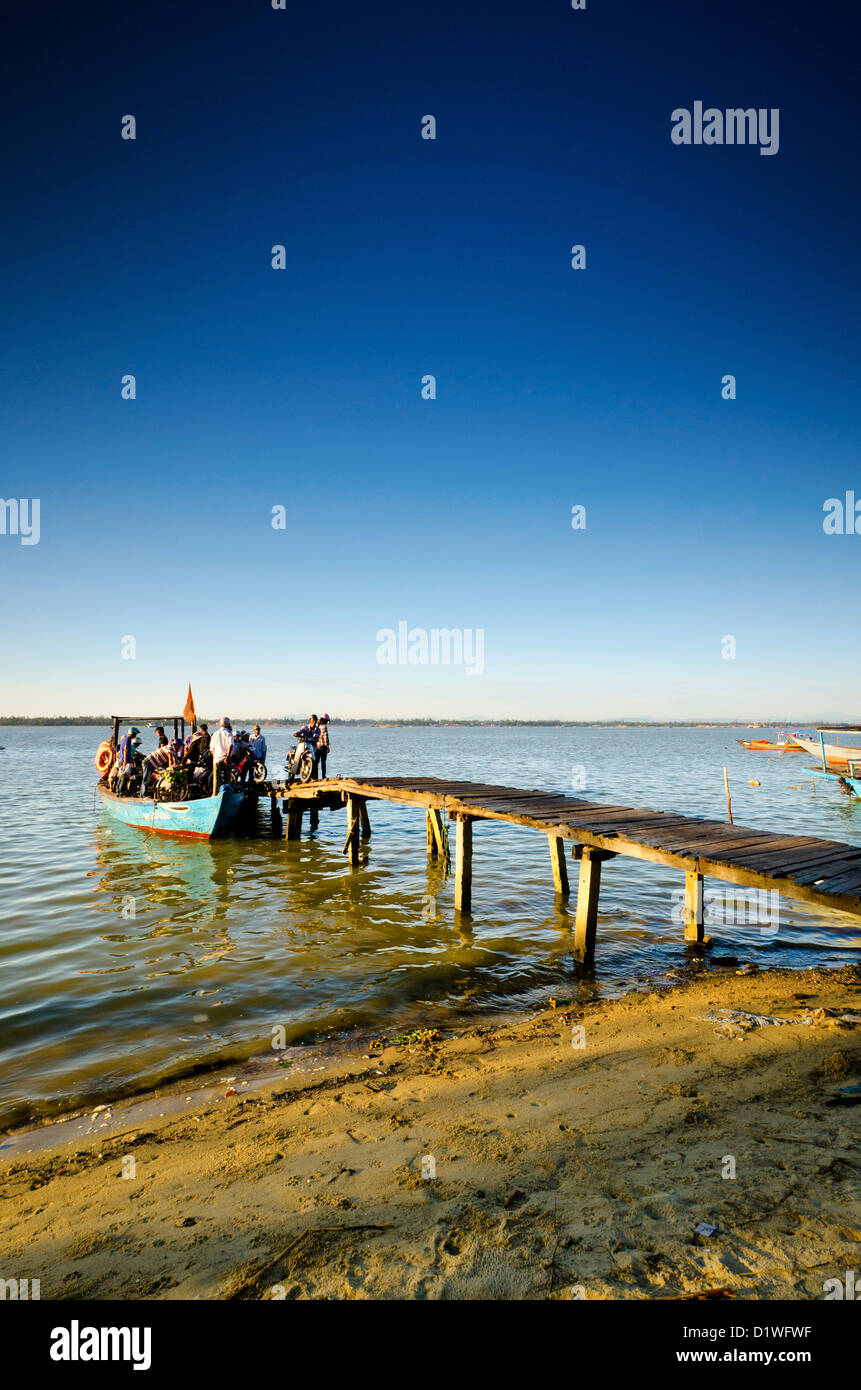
1;966;858;1300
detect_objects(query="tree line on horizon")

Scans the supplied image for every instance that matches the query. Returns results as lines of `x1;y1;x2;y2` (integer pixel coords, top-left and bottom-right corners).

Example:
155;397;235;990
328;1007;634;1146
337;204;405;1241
0;716;832;729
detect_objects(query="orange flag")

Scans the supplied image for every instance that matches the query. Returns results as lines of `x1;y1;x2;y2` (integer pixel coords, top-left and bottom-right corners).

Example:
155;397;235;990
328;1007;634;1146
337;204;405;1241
183;683;196;731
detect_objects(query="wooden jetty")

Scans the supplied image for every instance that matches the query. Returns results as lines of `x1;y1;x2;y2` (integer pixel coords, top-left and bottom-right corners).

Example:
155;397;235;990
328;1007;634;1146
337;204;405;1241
266;776;861;965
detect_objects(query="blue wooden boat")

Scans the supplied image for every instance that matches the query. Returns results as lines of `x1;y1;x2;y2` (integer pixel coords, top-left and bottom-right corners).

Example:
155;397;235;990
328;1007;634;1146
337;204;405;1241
800;767;861;800
96;781;245;838
799;732;861;799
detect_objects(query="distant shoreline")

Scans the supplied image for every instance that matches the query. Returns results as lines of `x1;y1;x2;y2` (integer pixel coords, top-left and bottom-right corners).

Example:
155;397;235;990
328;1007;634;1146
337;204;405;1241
0;717;839;729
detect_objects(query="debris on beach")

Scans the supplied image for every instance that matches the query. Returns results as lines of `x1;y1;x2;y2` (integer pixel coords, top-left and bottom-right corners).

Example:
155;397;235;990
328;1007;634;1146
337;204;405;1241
805;1007;861;1028
700;1009;799;1032
369;1027;441;1051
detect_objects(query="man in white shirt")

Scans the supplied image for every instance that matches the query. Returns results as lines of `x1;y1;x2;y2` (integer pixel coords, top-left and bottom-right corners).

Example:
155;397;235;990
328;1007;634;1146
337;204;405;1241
210;717;234;792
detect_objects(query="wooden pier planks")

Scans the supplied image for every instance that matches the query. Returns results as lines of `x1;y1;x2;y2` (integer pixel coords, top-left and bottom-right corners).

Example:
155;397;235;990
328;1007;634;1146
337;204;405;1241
270;774;861;920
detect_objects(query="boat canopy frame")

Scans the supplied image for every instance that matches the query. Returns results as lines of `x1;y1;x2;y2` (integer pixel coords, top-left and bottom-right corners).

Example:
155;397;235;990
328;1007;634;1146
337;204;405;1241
109;714;187;746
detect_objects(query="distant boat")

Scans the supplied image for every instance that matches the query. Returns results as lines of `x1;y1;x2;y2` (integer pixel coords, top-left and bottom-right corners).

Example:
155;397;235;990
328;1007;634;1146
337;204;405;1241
96;782;245;839
737;732;804;752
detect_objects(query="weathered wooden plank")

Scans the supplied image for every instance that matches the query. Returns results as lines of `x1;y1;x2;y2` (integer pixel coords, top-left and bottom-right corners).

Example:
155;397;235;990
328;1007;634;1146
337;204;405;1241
787;853;861;886
709;841;849;873
465;792;583;809
822;880;861;900
675;835;824;865
805;867;861;896
637;832;785;859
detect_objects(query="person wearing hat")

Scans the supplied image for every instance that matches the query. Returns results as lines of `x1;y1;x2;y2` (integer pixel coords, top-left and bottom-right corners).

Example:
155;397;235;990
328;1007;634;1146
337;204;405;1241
316;714;331;779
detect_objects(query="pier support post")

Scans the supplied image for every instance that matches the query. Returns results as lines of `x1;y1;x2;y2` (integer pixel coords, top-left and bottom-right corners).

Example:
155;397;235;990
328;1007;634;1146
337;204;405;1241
359;798;371;839
683;870;705;943
343;796;361;865
574;848;603;965
454;815;473;914
427;810;437;859
310;799;319;833
286;801;303;841
426;808;445;861
548;834;570;897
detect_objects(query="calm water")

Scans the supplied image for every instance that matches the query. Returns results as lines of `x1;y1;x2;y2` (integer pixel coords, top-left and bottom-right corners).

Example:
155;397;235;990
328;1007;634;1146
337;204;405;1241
1;725;859;1130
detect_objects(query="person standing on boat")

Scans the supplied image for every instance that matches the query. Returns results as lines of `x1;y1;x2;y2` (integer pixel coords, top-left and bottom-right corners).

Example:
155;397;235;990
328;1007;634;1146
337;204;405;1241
113;726;141;795
154;726;168;748
316;714;331;779
210;717;234;793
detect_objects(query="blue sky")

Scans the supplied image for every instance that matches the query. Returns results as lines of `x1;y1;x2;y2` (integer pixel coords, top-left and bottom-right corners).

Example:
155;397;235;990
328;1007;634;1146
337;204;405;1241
1;0;858;719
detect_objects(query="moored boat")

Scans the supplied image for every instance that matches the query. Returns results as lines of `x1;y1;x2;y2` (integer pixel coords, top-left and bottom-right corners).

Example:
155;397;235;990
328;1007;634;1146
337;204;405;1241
96;781;245;838
94;704;248;839
792;730;861;765
737;732;805;752
800;765;861;800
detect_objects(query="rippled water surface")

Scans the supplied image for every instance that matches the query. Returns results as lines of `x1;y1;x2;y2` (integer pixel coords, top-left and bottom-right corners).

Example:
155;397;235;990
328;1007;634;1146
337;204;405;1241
1;725;859;1128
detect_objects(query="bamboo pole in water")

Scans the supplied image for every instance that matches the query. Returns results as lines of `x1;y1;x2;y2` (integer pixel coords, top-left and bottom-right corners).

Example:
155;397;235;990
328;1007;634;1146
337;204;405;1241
723;767;733;824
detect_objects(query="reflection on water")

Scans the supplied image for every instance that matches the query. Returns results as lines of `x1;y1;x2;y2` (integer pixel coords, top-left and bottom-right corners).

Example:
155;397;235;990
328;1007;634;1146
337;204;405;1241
1;725;859;1129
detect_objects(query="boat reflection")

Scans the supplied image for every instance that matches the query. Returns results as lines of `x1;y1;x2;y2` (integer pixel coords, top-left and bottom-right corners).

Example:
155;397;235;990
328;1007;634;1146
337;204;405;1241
91;819;234;925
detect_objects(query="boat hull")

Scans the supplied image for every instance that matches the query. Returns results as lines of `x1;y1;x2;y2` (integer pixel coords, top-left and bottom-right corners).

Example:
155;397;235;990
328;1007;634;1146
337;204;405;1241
96;782;245;838
793;737;861;765
737;739;803;751
801;766;861;799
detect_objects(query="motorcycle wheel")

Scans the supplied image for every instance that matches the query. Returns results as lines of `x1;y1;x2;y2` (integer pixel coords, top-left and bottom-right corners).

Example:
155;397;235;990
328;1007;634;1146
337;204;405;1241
253;760;267;784
154;778;189;802
298;753;314;783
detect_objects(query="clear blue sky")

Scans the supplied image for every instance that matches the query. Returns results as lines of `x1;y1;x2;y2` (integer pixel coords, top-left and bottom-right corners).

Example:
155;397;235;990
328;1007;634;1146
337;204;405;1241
1;0;858;720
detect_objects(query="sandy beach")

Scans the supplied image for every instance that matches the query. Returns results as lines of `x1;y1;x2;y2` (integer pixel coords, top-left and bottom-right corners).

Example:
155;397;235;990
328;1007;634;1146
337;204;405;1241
1;966;858;1301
